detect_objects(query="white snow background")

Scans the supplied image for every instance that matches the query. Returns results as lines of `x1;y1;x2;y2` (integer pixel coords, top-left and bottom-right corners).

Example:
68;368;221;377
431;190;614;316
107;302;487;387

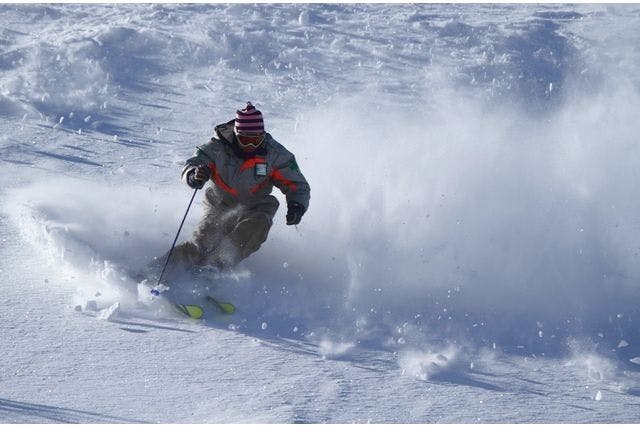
1;3;640;423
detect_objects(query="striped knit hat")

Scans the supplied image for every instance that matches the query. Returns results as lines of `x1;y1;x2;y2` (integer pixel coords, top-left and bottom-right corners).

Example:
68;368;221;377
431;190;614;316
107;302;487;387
234;102;264;134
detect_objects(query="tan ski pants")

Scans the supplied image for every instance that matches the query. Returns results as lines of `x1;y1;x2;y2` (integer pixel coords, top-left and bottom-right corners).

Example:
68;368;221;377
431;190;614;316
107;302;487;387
161;187;279;278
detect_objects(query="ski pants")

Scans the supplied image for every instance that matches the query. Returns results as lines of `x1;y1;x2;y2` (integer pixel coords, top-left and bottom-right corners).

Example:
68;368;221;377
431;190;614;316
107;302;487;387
163;187;279;276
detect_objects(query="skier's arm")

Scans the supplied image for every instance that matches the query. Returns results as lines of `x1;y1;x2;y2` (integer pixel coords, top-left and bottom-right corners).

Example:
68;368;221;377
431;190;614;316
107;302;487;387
271;154;310;222
181;142;216;188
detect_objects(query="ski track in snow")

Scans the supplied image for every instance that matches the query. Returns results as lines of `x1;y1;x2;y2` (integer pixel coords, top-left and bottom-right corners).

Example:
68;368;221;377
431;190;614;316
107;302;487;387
2;3;640;422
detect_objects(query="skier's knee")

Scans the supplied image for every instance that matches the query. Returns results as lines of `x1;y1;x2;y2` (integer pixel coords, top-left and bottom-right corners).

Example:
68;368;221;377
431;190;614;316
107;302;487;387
237;213;272;244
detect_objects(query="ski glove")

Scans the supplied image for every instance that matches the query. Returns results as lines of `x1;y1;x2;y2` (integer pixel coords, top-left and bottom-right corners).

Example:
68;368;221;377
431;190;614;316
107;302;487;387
186;165;211;189
286;201;306;225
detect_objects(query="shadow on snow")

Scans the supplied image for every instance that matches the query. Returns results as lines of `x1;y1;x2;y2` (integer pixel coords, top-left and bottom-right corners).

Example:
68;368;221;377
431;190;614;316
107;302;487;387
0;397;145;423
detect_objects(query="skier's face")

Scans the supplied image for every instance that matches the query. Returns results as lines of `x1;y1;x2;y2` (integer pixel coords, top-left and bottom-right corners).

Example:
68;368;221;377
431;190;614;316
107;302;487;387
236;131;265;152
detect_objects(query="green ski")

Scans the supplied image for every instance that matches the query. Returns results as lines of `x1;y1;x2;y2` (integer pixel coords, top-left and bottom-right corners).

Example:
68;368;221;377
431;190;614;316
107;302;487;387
206;295;236;314
172;303;205;319
170;297;234;318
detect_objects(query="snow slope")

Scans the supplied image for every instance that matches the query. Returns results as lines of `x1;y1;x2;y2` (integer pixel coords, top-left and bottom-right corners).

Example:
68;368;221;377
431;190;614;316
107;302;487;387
2;3;640;422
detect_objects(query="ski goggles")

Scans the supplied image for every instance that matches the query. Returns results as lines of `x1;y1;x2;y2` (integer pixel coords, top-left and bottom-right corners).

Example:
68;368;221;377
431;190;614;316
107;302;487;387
235;131;265;150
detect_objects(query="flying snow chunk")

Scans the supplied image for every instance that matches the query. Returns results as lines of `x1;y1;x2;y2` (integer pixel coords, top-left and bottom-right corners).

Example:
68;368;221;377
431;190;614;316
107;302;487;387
318;338;355;359
97;302;120;321
398;348;457;381
595;390;603;401
618;340;629;348
298;11;310;26
630;357;640;365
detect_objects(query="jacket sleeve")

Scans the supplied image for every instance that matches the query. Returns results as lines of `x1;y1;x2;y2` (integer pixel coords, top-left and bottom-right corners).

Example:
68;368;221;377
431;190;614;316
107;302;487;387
180;141;216;183
271;153;311;211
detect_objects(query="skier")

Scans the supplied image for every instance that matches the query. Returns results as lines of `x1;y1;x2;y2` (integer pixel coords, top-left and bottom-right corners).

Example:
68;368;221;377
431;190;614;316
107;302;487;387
158;102;310;279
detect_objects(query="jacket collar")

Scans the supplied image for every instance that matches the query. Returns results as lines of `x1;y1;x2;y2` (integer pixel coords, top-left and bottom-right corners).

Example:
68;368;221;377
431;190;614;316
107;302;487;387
215;120;268;158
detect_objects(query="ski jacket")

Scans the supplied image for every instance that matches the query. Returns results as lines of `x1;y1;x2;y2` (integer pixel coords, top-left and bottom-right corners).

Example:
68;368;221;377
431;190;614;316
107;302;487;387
181;120;311;211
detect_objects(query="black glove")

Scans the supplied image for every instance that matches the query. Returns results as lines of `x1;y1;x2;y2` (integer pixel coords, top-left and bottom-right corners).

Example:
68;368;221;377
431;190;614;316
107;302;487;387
186;165;211;189
286;201;306;225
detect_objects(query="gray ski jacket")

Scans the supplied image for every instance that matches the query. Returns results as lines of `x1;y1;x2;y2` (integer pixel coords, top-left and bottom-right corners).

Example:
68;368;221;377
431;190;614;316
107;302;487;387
181;120;311;211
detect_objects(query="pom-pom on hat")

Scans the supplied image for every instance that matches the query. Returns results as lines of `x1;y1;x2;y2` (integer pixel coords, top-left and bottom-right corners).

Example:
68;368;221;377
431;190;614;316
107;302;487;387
234;102;264;134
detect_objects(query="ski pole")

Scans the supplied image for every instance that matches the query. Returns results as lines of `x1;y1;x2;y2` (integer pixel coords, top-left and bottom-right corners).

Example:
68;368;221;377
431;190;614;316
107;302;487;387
153;187;199;293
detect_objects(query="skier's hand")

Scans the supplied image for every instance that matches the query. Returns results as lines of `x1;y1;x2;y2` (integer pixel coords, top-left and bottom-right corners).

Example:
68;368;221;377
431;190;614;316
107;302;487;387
187;165;211;189
286;201;305;225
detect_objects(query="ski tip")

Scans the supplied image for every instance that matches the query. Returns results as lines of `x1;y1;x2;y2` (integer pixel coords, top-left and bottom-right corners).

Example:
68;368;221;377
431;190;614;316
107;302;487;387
206;296;236;314
217;302;236;315
174;303;205;319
